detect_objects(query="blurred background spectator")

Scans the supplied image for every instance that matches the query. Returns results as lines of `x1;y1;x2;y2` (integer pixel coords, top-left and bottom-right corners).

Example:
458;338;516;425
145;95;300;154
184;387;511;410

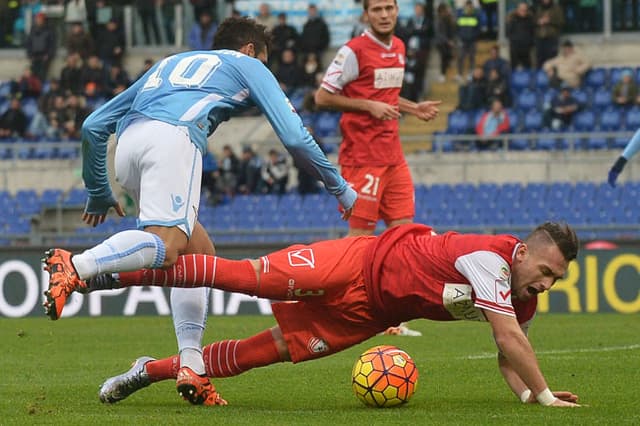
475;98;510;150
299;4;330;61
0;97;28;138
506;1;535;70
188;9;217;50
534;0;564;67
611;68;639;107
545;85;580;130
25;12;57;81
543;39;590;89
261;149;290;195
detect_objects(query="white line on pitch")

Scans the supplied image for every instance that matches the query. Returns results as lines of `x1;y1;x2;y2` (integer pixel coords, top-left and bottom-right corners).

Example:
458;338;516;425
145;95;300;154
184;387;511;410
461;344;640;360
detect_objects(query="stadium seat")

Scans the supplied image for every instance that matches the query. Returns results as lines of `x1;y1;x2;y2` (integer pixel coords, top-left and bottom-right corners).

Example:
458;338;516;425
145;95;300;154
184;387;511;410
599;107;623;131
446;110;472;134
313;111;341;138
625;106;640;129
571;88;592;107
609;67;626;85
584;67;607;89
508;138;530;150
511;70;532;92
585;136;609;150
533;69;549;90
515;89;539;111
522;109;544;131
536;134;558;150
592;87;613;110
573;110;597;131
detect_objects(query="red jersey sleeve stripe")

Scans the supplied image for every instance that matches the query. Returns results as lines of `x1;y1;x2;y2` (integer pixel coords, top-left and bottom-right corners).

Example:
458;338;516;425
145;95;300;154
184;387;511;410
475;299;516;317
320;81;340;93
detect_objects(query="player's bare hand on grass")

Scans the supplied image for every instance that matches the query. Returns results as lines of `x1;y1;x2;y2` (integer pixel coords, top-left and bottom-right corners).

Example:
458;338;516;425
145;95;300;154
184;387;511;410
82;194;126;227
414;100;442;121
550;398;581;407
368;101;401;121
552;390;579;403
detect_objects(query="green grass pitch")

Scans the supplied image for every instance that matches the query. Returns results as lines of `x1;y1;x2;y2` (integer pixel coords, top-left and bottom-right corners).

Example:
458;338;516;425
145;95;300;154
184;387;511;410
1;314;638;425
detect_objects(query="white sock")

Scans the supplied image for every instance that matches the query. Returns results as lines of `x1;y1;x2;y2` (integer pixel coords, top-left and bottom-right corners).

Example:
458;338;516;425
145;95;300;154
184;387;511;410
171;287;210;375
71;230;165;280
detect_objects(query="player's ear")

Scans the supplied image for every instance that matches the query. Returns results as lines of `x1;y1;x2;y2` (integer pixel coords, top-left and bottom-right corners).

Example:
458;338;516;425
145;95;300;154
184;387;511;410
239;42;256;58
515;243;528;262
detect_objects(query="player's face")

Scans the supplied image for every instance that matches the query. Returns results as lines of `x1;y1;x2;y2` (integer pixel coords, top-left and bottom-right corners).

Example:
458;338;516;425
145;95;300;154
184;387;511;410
511;243;568;302
366;0;398;39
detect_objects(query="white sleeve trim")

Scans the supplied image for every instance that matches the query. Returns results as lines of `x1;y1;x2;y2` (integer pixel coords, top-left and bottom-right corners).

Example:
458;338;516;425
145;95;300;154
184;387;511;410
454;251;516;318
320;45;359;93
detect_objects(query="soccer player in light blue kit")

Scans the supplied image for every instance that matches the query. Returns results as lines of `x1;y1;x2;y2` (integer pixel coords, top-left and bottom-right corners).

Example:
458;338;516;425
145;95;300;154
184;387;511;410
608;129;640;187
43;17;357;406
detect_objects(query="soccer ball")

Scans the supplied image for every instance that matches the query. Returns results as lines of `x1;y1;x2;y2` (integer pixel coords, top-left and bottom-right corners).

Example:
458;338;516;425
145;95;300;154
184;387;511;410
351;345;419;407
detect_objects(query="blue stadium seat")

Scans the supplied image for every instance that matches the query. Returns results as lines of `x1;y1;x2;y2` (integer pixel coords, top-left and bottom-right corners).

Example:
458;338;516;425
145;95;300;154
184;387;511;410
599;107;623;131
541;88;558;109
536;134;558;150
573;110;597;131
446;110;472;134
522;109;544;131
585;136;608;150
625;106;640;129
591;87;613;110
609;67;627;85
515;89;539;111
584;67;607;89
534;69;549;90
313;111;341;138
571;88;592;107
511;70;532;92
509;138;530;150
21;98;39;120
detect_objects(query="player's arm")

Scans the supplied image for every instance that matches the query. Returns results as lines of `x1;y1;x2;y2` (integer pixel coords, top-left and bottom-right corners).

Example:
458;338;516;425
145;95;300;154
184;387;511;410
80;77;146;225
398;97;442;122
313;45;400;121
484;310;578;407
608;127;640;187
241;58;356;215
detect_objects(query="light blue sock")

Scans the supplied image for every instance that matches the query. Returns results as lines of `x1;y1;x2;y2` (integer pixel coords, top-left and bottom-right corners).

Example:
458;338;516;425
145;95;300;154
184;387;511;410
171;287;210;375
71;230;165;280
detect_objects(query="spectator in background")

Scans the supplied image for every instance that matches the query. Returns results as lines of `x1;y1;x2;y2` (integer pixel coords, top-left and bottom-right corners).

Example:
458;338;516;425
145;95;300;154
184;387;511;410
534;0;564;68
218;144;240;199
237;145;264;195
456;1;480;82
64;0;87;31
188;10;217;50
137;0;161;45
300;52;321;88
66;22;95;61
475;98;510;150
190;0;216;21
276;49;303;95
545;84;579;130
255;3;277;31
434;2;456;83
159;0;180;44
261;149;290;195
351;11;368;38
59;93;90;139
14;67;42;98
458;66;487;111
483;45;510;82
299;4;330;61
401;2;431;101
542;39;590;89
135;58;154;81
479;0;498;39
272;13;299;68
201;149;220;204
105;63;131;98
0;97;29;138
611;69;639;107
81;55;106;97
59;53;84;95
506;2;535;70
486;68;511;107
25;12;57;81
96;19;125;69
27;78;64;139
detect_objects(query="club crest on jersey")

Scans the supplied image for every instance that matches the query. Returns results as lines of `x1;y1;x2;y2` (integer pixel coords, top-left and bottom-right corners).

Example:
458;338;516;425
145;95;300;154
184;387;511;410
287;248;315;268
171;194;185;212
307;337;329;354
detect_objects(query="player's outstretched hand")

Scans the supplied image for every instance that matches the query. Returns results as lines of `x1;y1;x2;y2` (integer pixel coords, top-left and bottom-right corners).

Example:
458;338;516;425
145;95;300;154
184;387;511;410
368;100;401;121
550;398;581;407
415;100;442;121
336;186;357;221
82;194;126;227
607;168;619;188
552;390;579;403
608;156;627;187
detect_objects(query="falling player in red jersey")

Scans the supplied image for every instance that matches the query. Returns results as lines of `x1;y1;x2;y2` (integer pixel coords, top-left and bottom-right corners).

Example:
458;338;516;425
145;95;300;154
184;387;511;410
87;222;580;407
315;0;441;237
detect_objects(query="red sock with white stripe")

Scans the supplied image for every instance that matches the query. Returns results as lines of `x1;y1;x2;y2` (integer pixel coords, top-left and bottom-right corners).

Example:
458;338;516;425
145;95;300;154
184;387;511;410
117;255;258;295
203;329;283;378
145;355;180;382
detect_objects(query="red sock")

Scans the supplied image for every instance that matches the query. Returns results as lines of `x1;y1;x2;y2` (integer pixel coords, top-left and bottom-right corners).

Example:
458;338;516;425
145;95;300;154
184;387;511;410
117;255;258;295
203;329;283;378
145;355;180;382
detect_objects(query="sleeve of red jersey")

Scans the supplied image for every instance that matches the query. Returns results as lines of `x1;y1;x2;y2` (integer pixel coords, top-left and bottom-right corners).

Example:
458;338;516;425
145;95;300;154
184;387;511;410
320;45;359;93
454;251;516;317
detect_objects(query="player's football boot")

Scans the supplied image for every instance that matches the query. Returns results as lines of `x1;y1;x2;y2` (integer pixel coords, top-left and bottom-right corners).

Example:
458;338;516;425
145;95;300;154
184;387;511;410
42;248;87;320
176;367;228;406
99;356;156;403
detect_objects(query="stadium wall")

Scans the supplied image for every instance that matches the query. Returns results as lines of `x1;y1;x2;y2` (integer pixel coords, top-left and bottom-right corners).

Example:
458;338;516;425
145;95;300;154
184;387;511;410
1;246;638;318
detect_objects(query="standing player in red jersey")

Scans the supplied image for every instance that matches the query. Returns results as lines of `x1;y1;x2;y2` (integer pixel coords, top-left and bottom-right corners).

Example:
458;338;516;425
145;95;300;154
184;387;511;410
78;222;580;407
315;0;441;237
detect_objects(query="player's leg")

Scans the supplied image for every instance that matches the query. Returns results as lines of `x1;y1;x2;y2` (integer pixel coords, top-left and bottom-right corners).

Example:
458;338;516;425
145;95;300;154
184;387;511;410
341;166;386;237
44;119;197;319
112;236;374;301
380;163;415;229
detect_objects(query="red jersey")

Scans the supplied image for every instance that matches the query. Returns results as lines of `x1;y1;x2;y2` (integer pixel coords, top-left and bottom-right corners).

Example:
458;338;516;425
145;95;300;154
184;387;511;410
363;224;537;328
321;31;406;167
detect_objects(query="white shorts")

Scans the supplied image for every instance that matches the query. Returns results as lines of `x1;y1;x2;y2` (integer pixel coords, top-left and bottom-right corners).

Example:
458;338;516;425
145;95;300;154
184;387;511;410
115;118;202;238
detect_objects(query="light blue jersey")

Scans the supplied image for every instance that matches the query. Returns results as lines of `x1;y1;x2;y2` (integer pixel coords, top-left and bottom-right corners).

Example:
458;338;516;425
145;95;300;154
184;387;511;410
81;49;351;204
621;128;640;161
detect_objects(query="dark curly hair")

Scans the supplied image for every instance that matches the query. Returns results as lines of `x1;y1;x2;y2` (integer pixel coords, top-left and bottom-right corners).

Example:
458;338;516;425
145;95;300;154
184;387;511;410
212;17;271;57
